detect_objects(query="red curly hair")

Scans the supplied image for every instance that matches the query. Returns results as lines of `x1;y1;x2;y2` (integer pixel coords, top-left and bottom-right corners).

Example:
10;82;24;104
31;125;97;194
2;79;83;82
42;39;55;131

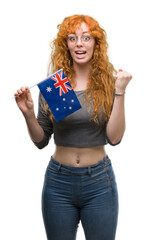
43;14;117;124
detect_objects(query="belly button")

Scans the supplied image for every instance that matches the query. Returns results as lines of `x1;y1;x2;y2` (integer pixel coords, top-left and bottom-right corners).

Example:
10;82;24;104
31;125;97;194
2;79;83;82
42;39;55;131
76;159;80;164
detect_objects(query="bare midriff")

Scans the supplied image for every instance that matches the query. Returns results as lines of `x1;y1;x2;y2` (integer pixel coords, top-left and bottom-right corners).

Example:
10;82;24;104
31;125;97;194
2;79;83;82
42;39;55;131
52;145;107;167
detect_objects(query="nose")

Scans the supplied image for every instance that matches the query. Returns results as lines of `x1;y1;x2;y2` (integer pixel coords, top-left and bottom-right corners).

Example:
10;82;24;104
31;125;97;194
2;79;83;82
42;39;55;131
76;36;83;47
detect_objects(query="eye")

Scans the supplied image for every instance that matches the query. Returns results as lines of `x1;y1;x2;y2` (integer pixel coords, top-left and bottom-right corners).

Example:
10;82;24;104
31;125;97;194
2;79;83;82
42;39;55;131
70;36;76;41
67;35;77;42
83;35;91;41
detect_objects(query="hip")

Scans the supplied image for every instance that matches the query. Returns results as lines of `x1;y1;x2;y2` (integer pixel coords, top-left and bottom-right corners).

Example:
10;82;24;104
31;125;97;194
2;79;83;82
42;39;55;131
43;154;118;200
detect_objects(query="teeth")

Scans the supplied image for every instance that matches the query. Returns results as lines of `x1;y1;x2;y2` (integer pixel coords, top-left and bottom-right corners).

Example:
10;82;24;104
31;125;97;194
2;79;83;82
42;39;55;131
75;51;86;54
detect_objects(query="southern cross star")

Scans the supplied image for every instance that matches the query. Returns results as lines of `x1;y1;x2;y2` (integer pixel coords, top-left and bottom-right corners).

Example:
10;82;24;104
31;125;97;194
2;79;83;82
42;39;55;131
46;86;52;92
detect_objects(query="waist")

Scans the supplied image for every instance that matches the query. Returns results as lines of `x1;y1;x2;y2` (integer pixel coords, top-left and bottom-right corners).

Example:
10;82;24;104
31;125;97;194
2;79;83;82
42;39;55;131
52;145;107;167
49;154;111;174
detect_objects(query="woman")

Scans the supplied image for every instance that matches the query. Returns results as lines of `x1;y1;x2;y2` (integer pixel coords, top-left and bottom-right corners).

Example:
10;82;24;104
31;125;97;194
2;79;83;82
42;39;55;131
14;15;132;240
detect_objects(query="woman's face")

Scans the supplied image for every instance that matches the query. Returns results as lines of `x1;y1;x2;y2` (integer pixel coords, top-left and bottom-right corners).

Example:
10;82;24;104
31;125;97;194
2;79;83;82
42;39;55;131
67;22;95;66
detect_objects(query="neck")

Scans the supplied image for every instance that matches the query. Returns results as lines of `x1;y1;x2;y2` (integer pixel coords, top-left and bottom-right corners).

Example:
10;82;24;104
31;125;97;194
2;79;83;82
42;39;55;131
73;62;91;83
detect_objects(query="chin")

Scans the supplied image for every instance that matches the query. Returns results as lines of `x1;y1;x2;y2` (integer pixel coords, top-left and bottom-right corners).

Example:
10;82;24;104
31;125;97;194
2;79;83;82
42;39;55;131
73;58;91;65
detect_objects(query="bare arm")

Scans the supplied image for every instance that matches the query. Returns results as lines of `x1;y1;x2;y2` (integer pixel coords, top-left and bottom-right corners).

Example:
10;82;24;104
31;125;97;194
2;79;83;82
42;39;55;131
106;69;133;145
106;94;125;145
24;111;44;143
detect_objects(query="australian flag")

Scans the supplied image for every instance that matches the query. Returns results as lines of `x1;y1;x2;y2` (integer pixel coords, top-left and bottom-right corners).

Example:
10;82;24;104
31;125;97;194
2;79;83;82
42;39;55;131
37;69;82;122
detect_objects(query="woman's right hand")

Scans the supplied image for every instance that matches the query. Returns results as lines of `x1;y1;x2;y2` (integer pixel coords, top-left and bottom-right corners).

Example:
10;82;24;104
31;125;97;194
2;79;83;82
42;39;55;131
14;86;34;117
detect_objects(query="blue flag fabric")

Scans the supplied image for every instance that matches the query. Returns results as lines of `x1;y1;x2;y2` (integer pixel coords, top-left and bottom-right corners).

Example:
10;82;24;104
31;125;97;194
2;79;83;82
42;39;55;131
37;69;82;122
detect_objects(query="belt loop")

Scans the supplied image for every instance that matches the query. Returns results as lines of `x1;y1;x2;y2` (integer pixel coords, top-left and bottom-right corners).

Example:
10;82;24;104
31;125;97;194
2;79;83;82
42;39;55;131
57;163;62;173
88;166;91;176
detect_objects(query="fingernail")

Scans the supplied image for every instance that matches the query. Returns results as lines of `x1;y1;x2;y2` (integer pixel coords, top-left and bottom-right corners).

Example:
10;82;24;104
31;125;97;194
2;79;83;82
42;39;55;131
119;69;123;72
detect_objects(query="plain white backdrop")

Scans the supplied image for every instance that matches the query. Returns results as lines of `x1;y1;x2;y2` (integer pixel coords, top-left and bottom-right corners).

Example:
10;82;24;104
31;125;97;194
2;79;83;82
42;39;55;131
0;0;147;239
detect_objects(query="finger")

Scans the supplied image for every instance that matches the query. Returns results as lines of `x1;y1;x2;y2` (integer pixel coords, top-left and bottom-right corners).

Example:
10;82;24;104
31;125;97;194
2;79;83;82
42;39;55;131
17;86;29;96
20;87;25;92
25;86;31;96
25;86;32;101
25;86;30;92
17;89;23;95
14;92;19;96
14;91;20;100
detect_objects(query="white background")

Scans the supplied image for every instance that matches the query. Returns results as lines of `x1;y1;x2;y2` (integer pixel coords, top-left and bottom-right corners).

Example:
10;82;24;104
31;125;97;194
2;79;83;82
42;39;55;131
0;0;147;239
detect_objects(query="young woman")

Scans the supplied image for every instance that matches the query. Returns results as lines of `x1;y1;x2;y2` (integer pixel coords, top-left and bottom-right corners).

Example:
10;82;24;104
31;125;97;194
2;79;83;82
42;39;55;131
14;15;132;240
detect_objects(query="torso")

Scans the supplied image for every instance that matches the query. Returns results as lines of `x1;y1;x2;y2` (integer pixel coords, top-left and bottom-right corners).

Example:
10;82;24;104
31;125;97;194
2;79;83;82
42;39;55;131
52;86;107;167
52;145;107;167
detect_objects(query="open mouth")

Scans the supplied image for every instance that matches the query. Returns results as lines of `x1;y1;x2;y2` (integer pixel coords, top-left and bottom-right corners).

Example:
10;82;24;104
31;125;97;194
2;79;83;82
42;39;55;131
75;50;87;55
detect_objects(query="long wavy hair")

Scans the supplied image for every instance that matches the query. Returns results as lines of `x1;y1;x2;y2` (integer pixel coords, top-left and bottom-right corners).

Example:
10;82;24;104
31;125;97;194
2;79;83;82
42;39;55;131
43;14;117;124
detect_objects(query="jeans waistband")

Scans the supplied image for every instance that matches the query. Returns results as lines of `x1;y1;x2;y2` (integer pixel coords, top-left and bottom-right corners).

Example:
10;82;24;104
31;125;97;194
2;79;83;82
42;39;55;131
49;155;111;176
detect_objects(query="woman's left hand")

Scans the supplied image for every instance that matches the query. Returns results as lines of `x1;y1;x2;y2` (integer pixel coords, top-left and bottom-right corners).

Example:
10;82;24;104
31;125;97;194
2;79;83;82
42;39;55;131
115;69;133;94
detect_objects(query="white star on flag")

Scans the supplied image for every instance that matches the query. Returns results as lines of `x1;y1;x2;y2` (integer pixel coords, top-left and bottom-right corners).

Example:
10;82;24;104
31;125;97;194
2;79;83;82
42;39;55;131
46;86;52;92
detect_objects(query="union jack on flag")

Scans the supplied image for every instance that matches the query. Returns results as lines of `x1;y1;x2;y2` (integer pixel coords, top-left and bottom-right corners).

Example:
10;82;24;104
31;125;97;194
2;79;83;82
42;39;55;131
37;69;82;122
50;70;72;96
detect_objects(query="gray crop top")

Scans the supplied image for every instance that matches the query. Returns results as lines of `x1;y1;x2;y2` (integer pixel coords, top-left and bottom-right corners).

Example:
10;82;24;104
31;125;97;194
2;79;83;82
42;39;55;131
33;90;121;149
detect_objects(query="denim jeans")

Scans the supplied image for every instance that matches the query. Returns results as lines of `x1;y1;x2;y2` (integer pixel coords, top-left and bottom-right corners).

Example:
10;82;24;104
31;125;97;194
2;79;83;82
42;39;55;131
42;155;119;240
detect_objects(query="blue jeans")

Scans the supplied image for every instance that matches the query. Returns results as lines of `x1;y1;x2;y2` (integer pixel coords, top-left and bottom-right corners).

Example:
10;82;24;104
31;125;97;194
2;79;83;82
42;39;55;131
42;155;119;240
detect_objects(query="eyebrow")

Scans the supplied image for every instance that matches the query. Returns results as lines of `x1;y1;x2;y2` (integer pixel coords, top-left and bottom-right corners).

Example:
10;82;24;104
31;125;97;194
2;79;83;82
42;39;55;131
68;32;90;36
